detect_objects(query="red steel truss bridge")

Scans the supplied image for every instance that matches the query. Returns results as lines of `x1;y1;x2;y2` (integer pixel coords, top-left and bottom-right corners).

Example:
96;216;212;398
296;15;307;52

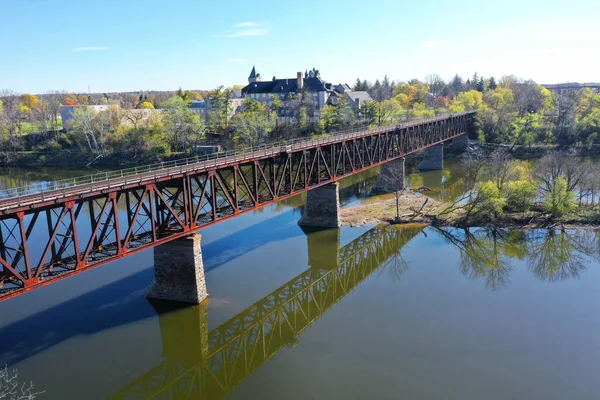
0;112;473;300
110;224;424;400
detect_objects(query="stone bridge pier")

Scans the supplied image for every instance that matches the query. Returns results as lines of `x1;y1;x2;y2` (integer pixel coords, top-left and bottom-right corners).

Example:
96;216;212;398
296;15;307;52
147;233;208;304
417;143;443;171
451;133;469;153
298;182;341;228
371;157;405;194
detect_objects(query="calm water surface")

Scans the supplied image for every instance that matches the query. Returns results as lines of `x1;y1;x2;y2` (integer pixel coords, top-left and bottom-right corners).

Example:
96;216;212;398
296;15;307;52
1;160;599;399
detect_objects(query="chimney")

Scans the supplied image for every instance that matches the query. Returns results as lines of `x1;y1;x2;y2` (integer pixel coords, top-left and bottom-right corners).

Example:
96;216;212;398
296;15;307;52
297;71;304;91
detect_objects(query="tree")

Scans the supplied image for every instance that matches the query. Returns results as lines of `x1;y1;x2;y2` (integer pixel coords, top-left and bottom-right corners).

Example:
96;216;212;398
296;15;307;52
67;107;103;154
162;96;205;151
358;101;378;125
451;74;464;96
233;109;274;146
20;93;39;109
1;365;44;399
0;89;23;151
448;90;483;112
319;96;353;132
139;101;155;109
488;77;497;90
543;176;576;218
476;77;485;92
374;161;406;221
425;74;446;98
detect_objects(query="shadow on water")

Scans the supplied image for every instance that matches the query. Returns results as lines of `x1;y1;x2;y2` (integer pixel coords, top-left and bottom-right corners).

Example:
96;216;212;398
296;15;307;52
433;227;600;290
0;168;384;368
202;210;303;270
0;268;157;366
109;224;425;400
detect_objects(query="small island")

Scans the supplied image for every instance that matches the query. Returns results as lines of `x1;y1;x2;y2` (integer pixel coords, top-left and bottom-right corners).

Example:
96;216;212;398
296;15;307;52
341;149;600;230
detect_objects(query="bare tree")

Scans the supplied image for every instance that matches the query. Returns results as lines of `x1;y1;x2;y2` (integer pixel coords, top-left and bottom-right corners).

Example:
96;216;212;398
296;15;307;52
0;90;23;151
372;161;405;221
534;152;587;194
425;73;446;98
0;365;44;399
483;149;513;191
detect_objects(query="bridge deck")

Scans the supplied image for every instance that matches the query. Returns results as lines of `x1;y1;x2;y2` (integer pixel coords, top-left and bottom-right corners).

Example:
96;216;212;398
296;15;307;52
0;112;472;215
0;111;473;301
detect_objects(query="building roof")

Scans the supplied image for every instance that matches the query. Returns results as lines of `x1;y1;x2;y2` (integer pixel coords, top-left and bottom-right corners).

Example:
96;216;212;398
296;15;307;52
242;77;327;95
346;91;373;103
189;100;206;110
249;65;257;79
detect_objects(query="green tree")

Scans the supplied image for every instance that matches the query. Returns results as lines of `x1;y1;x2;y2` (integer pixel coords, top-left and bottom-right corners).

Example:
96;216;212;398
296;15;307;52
162;96;205;152
543;176;576;218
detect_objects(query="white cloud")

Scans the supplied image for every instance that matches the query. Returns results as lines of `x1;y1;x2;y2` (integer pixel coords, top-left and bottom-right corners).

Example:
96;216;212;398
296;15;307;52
217;23;268;38
235;22;259;28
73;46;110;51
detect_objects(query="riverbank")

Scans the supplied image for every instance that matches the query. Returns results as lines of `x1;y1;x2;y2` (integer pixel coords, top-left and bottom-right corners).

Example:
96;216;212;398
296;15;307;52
0;150;188;168
5;141;600;169
340;192;600;230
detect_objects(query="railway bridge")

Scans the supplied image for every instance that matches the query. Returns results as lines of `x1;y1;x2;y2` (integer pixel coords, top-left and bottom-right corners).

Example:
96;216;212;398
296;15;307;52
0;112;474;302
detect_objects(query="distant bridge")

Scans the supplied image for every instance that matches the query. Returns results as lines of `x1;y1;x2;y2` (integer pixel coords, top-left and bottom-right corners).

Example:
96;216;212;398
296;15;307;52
542;83;600;91
110;224;424;400
0;112;473;301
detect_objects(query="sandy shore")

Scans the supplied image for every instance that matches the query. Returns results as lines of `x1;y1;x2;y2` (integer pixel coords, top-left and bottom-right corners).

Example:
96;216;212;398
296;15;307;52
340;192;445;227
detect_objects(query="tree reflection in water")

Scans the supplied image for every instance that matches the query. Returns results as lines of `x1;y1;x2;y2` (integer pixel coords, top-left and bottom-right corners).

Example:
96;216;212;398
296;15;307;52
435;227;599;289
526;229;599;282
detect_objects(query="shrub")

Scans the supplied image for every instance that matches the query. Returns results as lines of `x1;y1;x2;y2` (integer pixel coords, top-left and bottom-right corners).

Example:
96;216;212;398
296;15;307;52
505;180;537;212
543;176;576;218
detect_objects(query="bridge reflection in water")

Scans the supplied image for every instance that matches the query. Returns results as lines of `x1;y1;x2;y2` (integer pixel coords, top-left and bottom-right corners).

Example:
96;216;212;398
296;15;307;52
111;224;423;400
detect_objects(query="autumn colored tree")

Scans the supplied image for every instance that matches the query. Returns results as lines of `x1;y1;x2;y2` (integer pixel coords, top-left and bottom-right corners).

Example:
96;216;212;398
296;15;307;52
139;101;155;109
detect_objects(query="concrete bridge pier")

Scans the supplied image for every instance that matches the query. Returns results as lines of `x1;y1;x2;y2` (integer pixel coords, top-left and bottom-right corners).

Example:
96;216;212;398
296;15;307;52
371;157;405;194
298;182;340;228
451;134;469;153
147;234;208;304
418;144;443;171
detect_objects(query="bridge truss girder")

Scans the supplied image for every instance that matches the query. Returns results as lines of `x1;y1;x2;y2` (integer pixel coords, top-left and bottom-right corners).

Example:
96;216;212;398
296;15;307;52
0;114;470;300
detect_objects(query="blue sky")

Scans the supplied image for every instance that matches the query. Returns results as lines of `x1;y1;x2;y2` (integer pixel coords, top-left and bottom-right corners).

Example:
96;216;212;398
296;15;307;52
1;0;598;93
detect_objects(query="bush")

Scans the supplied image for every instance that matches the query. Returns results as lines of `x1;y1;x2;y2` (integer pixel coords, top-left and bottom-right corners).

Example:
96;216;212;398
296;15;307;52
505;180;537;212
543;176;576;218
470;180;507;218
149;142;171;157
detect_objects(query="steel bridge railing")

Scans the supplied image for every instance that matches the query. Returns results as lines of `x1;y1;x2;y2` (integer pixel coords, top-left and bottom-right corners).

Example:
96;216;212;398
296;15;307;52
0;111;474;210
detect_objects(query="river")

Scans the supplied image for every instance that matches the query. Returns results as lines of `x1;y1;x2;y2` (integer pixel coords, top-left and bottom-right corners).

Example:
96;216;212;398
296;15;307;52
1;159;599;400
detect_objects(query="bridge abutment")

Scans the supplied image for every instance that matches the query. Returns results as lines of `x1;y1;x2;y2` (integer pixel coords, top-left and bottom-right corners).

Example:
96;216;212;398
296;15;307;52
451;134;469;153
371;157;405;194
298;182;340;228
418;144;443;171
147;234;208;304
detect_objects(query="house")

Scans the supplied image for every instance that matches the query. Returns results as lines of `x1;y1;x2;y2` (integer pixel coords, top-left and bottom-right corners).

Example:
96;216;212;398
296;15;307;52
189;89;244;121
241;66;373;116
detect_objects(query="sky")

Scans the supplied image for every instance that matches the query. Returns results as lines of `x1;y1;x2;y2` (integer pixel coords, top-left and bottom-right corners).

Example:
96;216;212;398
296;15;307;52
1;0;599;94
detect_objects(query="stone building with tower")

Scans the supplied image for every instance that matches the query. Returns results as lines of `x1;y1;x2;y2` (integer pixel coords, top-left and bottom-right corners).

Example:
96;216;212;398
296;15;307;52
241;66;372;119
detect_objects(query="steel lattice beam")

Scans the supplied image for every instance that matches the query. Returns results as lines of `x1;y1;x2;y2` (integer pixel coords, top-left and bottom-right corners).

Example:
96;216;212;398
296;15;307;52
0;113;473;300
